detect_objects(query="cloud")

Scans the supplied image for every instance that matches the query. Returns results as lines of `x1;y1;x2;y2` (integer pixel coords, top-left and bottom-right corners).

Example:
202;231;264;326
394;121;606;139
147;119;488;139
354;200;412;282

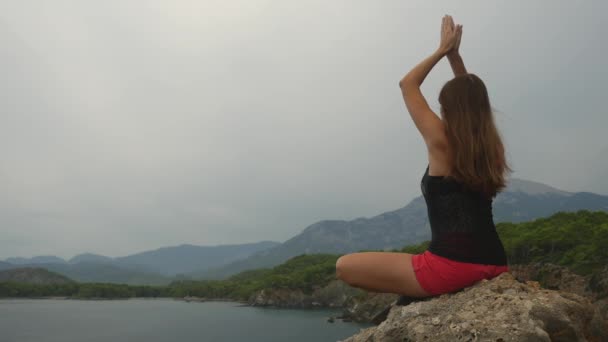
0;0;606;258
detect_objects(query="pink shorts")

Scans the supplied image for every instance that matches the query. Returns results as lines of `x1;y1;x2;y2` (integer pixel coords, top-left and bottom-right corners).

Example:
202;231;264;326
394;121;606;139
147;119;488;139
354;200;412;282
412;250;509;296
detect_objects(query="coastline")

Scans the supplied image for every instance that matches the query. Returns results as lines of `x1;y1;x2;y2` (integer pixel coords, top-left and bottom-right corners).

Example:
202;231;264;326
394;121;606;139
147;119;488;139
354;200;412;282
0;296;249;304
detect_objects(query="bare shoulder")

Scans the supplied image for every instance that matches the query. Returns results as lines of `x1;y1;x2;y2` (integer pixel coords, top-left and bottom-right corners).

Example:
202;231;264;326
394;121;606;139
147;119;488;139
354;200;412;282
426;124;453;176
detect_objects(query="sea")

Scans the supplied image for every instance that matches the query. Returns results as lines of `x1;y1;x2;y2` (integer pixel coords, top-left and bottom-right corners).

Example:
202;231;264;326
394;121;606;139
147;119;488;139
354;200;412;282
0;298;373;342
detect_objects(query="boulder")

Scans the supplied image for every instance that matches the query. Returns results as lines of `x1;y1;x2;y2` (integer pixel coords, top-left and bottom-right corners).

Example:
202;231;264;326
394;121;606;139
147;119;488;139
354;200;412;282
509;262;594;299
340;272;607;342
248;279;365;308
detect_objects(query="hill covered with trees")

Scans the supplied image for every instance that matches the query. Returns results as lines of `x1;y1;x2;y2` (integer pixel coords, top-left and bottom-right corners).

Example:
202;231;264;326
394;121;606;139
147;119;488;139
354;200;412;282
0;267;75;285
1;210;605;300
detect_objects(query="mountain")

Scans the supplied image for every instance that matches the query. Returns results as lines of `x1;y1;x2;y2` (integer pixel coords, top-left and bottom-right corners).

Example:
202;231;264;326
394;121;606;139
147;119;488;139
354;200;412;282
5;176;607;283
192;177;608;280
114;240;281;276
2;241;281;284
0;267;75;284
0;262;172;285
5;256;67;265
493;178;608;223
583;145;608;196
68;253;114;264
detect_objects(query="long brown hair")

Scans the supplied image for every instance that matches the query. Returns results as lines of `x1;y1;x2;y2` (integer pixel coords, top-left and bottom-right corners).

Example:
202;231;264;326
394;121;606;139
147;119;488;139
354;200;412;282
438;73;513;199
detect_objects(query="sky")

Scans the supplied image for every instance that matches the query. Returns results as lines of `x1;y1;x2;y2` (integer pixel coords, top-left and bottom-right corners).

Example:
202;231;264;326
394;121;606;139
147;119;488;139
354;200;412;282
1;1;606;260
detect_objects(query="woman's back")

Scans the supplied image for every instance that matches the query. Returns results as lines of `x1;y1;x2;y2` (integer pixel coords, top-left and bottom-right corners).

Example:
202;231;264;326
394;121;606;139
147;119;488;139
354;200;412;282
421;164;508;265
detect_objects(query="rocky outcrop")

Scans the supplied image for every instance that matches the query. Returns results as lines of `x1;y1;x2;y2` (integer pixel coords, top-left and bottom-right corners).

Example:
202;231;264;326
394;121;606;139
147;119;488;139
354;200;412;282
509;261;608;339
340;291;401;323
509;262;595;299
249;287;309;308
339;272;607;342
335;262;606;323
245;261;608;340
247;279;364;308
246;262;608;328
586;263;608;301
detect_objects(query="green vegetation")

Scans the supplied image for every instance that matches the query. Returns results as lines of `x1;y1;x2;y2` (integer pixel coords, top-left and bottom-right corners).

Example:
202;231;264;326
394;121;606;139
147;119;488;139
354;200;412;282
167;253;339;300
394;240;431;254
0;267;74;284
0;254;340;300
392;210;607;277
0;282;166;299
496;209;608;275
0;282;79;297
1;210;606;300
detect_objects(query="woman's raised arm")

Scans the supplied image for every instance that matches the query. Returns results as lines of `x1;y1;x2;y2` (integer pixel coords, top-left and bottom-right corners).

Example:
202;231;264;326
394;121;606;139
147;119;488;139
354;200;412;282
446;17;467;77
447;53;467;77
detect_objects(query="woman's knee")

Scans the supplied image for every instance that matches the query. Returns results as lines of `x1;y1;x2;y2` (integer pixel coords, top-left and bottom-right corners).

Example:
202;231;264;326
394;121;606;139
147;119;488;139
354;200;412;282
335;255;346;280
335;254;354;282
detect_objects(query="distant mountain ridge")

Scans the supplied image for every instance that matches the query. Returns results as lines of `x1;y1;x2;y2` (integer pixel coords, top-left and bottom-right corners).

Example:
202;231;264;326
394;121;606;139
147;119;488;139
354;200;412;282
69;253;114;264
493;179;608;223
0;267;75;284
191;176;608;280
6;256;67;265
4;176;608;284
2;241;281;284
113;241;281;276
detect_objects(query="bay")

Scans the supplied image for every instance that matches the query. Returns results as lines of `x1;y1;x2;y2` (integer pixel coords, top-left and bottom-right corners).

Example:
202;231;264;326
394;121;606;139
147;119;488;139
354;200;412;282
0;299;373;342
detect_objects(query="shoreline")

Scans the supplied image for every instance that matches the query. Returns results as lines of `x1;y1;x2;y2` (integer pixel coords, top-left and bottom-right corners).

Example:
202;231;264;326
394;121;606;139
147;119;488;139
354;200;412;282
0;296;247;303
0;297;344;311
0;296;346;312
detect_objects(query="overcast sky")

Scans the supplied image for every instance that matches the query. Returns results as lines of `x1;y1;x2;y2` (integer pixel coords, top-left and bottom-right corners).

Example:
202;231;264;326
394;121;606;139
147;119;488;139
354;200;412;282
1;1;606;260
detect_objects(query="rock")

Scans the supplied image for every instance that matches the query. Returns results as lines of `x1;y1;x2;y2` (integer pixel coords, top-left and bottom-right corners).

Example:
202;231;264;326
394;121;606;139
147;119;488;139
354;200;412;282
248;288;309;308
340;291;400;323
509;262;594;299
339;272;608;342
369;295;434;325
247;279;364;308
243;262;608;334
182;296;207;302
311;279;364;308
588;264;608;301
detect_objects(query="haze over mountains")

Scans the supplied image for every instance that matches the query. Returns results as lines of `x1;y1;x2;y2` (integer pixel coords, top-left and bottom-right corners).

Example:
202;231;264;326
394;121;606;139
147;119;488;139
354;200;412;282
3;176;607;284
1;241;280;285
0;267;74;285
190;177;608;280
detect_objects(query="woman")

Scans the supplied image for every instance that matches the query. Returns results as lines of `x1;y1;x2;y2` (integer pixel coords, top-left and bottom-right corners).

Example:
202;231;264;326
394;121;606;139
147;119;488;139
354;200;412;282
335;15;512;301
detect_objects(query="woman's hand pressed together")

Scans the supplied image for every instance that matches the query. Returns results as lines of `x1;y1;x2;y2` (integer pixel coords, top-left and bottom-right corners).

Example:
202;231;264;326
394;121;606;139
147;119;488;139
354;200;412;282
438;15;462;56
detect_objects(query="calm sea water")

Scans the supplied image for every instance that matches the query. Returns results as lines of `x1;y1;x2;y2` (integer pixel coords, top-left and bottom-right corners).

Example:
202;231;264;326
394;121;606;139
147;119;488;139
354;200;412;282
0;299;373;342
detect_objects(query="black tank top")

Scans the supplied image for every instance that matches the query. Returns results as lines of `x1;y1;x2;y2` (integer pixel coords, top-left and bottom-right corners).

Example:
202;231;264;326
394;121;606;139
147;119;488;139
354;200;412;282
421;164;508;265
